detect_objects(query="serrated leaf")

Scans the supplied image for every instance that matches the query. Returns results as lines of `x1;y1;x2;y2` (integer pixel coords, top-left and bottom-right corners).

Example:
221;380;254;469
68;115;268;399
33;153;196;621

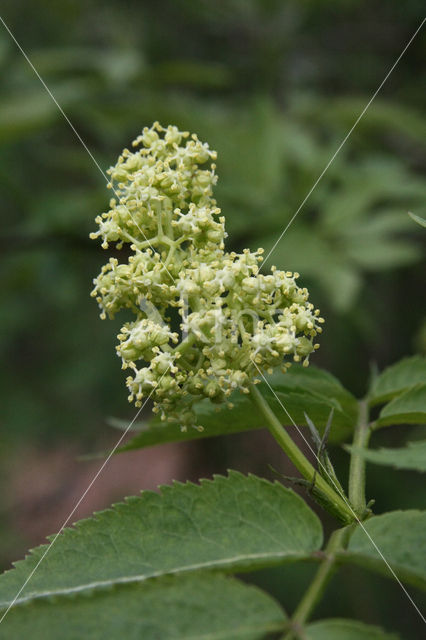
346;440;426;472
368;356;426;406
306;618;399;639
340;510;426;590
117;366;358;453
1;574;287;640
266;364;354;403
264;367;358;440
375;384;426;427
0;472;322;610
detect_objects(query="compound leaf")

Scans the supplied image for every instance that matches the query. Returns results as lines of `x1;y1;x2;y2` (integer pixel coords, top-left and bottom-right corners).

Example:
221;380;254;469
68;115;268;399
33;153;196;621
340;510;426;590
375;384;426;427
369;356;426;406
306;619;399;639
346;440;426;472
0;574;287;640
0;472;322;610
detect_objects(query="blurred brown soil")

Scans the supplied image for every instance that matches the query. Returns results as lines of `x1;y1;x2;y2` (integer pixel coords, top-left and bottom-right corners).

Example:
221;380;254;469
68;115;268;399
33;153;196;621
2;438;189;568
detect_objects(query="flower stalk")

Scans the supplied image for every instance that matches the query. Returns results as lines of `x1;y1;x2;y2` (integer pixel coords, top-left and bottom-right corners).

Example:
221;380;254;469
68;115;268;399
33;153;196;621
249;383;355;524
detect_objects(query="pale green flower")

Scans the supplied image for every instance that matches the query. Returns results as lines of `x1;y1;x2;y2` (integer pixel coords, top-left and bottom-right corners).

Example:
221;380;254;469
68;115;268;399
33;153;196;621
91;122;323;429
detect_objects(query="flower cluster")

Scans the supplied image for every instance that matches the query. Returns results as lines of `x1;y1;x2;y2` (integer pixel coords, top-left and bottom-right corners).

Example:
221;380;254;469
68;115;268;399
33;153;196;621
91;122;323;429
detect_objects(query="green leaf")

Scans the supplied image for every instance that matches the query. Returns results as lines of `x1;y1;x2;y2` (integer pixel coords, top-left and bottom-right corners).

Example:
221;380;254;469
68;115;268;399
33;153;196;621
319;156;426;229
257;226;363;311
1;574;287;640
325;98;426;144
306;619;399;639
375;384;426;427
408;211;426;227
0;80;92;141
369;356;426;406
0;472;322;609
341;510;426;590
117;366;358;453
28;47;144;82
343;238;420;271
346;440;426;472
341;209;417;237
0;92;57;140
265;367;358;439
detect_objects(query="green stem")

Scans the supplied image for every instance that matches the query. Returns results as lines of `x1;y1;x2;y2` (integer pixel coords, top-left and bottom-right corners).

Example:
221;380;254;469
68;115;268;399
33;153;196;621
283;527;349;639
348;400;371;519
123;232;158;249
162;246;175;271
249;384;354;524
173;333;196;355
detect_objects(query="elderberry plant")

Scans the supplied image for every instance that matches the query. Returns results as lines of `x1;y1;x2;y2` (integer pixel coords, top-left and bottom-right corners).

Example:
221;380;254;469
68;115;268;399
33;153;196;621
0;125;425;640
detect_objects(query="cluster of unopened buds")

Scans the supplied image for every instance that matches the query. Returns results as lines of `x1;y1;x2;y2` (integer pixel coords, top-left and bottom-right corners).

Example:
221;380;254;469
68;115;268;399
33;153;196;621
91;122;324;430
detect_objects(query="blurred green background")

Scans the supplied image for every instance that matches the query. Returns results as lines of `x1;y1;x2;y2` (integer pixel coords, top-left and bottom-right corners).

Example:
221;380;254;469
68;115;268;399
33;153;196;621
0;1;425;637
